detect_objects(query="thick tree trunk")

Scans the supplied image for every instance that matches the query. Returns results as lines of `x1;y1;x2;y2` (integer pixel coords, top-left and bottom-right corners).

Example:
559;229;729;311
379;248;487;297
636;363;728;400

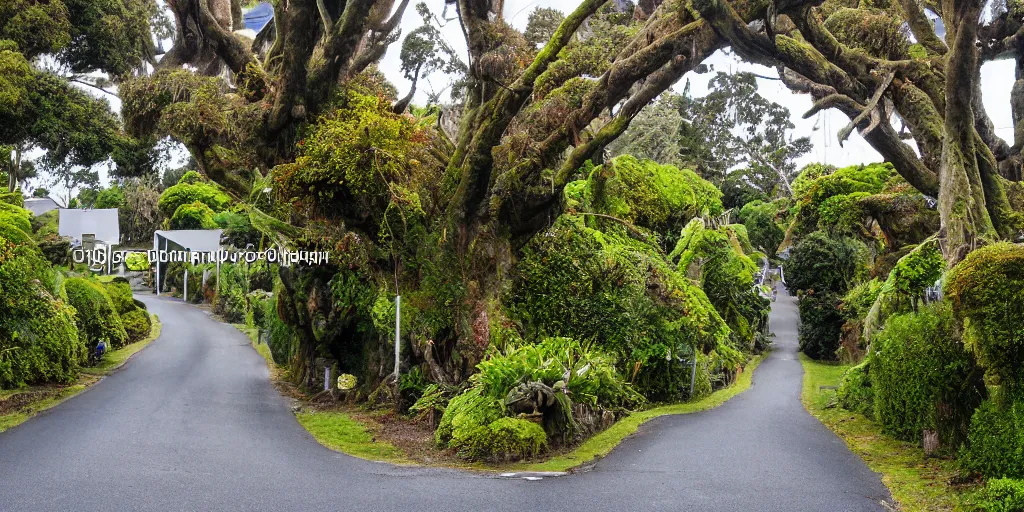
939;0;996;263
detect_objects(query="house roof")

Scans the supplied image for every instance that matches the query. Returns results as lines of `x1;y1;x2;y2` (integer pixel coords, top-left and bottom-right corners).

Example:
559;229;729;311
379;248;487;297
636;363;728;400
24;197;59;216
153;229;223;253
58;208;120;244
243;2;274;32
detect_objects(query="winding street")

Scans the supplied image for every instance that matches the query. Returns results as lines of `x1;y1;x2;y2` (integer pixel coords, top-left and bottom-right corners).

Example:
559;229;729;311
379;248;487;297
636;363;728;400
0;283;892;511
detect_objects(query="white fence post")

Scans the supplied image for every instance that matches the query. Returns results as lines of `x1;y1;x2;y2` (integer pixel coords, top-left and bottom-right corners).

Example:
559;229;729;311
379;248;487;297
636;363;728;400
394;295;401;379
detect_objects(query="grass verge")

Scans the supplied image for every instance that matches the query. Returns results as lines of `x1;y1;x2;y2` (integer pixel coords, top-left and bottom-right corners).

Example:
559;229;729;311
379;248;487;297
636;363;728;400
296;412;409;463
799;354;964;512
0;313;162;433
234;314;766;472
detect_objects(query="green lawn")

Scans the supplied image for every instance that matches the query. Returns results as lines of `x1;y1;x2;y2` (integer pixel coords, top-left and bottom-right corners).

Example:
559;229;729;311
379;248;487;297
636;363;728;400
1;313;162;433
296;412;409;463
799;354;964;512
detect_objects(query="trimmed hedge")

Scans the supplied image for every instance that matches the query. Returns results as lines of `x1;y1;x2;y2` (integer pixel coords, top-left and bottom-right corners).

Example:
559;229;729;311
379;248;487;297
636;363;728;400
798;292;844;360
784;231;866;294
960;478;1024;512
959;397;1024;479
872;304;986;450
64;277;129;350
121;309;152;344
837;360;874;417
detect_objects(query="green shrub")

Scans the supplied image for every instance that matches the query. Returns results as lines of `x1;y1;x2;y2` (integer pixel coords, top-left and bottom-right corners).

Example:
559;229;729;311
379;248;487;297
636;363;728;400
435;387;504;449
946;243;1024;393
509;215;737;401
481;417;548;461
103;279;136;315
64;277;129;350
841;278;883;322
0;236;83;388
785;231;867;294
170;201;218;230
0;210;32;245
960;478;1024;512
837;359;874;417
872;304;986;449
30;210;59;238
125;252;149;271
959;397;1024;479
178;170;203;185
798;292;844;360
157;181;231;217
120;309;152;343
475;337;643;409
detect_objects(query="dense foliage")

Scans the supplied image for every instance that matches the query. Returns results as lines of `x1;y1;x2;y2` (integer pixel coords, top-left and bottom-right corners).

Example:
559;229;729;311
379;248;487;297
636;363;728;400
64;277;128;351
0;230;82;388
946;243;1024;394
870;304;986;449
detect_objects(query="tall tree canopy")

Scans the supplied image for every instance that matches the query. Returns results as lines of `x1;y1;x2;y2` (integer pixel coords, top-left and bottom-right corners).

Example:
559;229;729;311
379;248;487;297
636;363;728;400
118;0;1024;385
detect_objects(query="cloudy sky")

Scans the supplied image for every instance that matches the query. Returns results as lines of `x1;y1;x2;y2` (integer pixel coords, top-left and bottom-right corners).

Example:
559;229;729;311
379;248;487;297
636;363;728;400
46;1;1019;196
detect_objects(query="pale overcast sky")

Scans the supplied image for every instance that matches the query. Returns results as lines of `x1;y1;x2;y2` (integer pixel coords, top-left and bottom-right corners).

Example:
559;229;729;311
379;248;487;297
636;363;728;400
44;1;1019;197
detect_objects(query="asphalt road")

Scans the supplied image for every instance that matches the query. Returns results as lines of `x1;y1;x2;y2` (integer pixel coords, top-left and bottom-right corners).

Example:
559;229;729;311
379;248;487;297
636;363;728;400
0;284;891;511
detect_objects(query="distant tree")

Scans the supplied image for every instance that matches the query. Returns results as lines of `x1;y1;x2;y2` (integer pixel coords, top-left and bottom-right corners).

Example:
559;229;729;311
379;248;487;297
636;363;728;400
0;0;154;192
394;2;468;111
606;93;684;166
32;187;49;198
49;165;100;208
524;7;565;47
679;72;811;193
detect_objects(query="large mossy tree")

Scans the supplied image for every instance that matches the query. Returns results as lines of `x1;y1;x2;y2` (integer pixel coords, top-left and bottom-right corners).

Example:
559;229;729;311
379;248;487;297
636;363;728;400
121;0;1024;388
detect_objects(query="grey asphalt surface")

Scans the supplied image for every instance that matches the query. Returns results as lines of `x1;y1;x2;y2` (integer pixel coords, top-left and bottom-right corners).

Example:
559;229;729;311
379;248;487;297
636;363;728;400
0;283;891;511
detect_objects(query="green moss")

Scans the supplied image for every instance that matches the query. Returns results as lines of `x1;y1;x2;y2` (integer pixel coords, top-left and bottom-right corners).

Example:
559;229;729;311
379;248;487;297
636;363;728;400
296;412;407;463
481;417;548;461
823;7;910;60
585;155;723;247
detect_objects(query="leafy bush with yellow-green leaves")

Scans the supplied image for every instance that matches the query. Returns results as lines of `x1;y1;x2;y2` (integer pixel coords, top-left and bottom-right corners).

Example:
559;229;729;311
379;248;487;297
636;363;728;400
435;337;637;461
169;200;218;230
157;176;231;218
960;478;1024;512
